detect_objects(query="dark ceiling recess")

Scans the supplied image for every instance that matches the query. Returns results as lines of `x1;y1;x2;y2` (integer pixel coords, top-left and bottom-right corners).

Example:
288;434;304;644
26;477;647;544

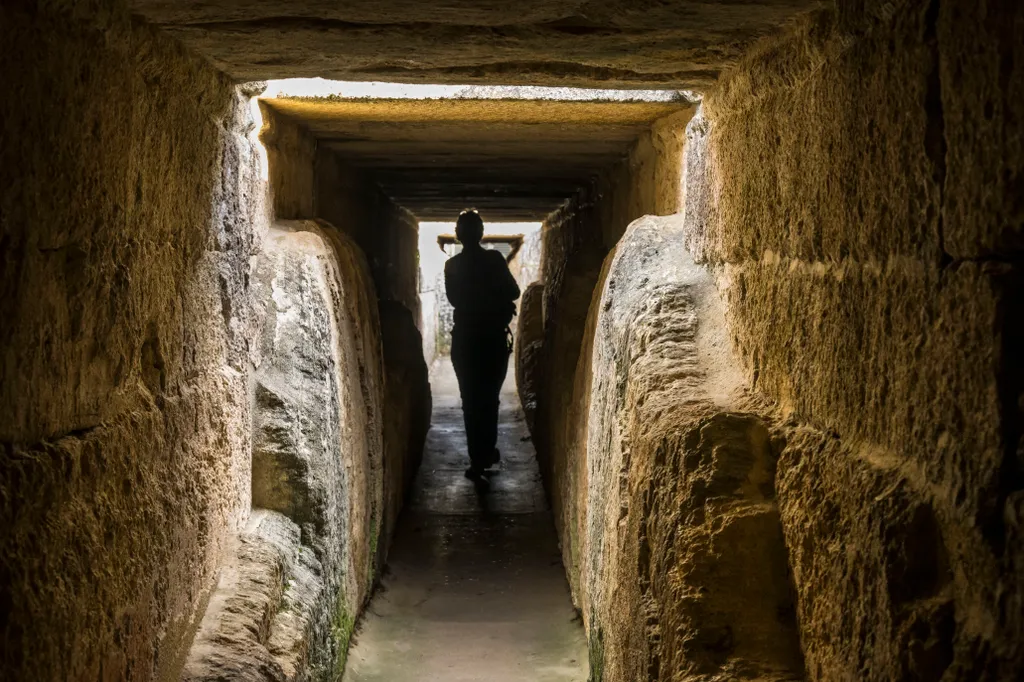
262;96;695;220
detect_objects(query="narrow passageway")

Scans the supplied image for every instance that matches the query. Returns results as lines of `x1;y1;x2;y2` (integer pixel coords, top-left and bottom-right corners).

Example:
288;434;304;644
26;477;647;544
343;359;588;681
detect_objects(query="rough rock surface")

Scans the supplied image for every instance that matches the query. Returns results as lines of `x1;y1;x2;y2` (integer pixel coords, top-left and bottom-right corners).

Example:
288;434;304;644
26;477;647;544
565;215;803;681
257;109;431;563
184;221;388;681
0;3;266;679
377;300;432;561
515;282;545;430
686;1;1024;677
312;143;421;319
533;112;689;524
128;0;822;89
260;101;316;220
182;511;328;682
514;228;544;289
258;104;423;320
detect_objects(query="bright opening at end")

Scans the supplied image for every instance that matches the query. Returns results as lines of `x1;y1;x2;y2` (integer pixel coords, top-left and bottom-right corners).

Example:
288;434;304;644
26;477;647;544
261;78;697;103
418;221;542;369
418;221;541;284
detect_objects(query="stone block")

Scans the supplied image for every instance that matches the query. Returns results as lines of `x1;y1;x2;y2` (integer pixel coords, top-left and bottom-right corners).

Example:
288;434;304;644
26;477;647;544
515;282;545;429
0;5;265;679
578;216;801;681
378;300;432;563
939;0;1024;258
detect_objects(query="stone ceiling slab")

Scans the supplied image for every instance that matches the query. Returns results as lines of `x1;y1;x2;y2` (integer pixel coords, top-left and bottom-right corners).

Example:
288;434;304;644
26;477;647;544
129;1;823;89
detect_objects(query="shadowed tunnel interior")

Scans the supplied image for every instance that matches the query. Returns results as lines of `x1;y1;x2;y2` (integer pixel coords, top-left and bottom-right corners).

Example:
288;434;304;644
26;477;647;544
1;1;1022;681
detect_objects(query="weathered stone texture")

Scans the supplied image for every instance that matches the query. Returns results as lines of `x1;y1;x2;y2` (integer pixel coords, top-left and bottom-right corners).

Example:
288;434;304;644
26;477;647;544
377;300;432;560
0;4;429;678
776;430;958;682
185;221;388;681
260;105;316;220
127;0;822;89
258;110;430;567
533;185;610;502
515;282;546;430
0;2;266;679
182;511;328;682
700;10;942;264
314;146;421;319
260;105;422;323
571;216;802;681
262;97;694;221
688;1;1024;677
514;228;544;291
938;0;1024;258
532;112;690;561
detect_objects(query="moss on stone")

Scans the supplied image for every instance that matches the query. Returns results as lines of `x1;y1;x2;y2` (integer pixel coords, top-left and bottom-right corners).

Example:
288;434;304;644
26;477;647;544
588;624;604;682
368;517;380;584
331;600;356;681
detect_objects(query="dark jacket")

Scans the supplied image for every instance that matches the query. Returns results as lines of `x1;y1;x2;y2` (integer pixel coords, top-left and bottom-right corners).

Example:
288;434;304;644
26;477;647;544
444;246;520;333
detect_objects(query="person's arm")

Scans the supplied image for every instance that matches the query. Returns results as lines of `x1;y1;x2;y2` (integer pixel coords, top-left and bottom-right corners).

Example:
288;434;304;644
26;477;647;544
445;258;465;309
493;251;520;301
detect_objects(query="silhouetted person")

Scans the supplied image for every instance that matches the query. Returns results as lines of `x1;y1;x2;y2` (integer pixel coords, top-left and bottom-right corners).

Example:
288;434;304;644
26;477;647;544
445;210;520;479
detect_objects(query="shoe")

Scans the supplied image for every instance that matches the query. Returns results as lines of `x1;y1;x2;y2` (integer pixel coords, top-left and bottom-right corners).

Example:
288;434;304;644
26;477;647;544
486;449;501;468
464;465;485;481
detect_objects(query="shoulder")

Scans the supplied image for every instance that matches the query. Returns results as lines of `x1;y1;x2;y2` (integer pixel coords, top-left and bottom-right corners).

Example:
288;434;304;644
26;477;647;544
445;253;463;271
486;249;508;265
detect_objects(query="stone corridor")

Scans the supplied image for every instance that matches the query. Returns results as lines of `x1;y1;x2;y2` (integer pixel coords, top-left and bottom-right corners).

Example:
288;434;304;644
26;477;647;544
2;1;1022;681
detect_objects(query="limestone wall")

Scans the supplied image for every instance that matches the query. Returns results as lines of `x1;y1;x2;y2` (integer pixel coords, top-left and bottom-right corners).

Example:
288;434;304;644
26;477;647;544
686;1;1024;677
185;221;386;680
0;3;267;678
261;104;317;221
260;107;431;565
377;301;432;555
515;282;545;430
260;106;423;323
526;2;1022;680
315;146;421;321
574;216;803;681
0;4;428;679
312;148;430;557
527;111;691;584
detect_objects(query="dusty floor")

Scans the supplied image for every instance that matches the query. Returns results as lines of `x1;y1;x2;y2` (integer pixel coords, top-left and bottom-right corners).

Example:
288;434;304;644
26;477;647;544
342;358;589;681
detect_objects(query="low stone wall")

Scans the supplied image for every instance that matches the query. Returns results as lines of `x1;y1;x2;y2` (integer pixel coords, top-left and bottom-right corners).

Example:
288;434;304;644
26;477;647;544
515;282;545;429
532;110;692;581
553;216;803;681
184;221;388;680
377;300;432;559
262;106;431;511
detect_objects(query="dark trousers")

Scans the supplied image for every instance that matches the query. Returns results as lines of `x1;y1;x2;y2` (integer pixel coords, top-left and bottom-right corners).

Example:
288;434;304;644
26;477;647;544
451;327;510;467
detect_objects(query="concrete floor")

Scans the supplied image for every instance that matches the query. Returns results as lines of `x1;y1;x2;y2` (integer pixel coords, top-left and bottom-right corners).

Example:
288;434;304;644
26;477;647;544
343;358;589;682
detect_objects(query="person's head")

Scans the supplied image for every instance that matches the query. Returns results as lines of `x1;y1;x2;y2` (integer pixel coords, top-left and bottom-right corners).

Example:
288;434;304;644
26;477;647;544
455;209;484;246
